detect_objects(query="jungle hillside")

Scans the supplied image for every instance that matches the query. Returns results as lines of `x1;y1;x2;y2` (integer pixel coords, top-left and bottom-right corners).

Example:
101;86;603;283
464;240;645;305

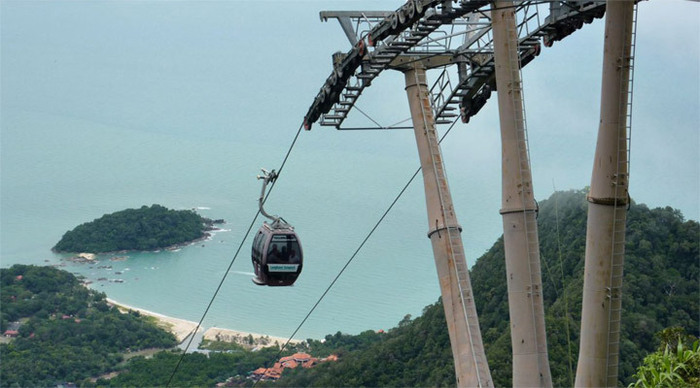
0;265;178;386
2;190;697;387
274;189;699;387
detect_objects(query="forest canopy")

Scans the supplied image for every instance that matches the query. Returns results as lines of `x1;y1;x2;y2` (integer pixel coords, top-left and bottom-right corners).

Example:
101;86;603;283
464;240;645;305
3;191;696;387
274;189;699;387
53;204;215;253
0;265;178;386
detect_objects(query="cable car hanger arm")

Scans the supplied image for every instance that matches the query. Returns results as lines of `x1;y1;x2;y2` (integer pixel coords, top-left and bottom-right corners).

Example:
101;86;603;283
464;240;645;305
257;168;284;224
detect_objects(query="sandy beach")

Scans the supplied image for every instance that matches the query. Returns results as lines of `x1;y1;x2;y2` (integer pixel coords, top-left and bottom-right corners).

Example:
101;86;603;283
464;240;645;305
106;298;201;343
203;327;301;349
106;298;300;349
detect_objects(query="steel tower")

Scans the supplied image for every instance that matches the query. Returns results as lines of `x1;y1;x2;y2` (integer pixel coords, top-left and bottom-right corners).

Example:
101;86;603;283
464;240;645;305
491;1;551;386
302;2;612;386
576;1;636;386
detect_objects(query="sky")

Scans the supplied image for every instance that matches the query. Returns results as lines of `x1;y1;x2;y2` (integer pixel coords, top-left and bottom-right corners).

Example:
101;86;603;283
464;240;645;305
2;0;698;224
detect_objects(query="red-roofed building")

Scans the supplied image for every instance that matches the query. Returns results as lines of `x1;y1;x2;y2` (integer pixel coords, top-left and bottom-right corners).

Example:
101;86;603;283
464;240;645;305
4;330;19;338
292;352;312;362
263;363;284;380
15;275;22;281
246;350;342;383
279;355;295;363
251;363;285;381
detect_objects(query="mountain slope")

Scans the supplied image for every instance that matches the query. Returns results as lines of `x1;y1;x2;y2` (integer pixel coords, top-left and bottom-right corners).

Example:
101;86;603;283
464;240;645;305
277;189;699;387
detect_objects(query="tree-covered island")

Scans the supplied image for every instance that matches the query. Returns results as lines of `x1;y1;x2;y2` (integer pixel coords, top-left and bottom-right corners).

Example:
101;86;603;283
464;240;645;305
53;204;223;253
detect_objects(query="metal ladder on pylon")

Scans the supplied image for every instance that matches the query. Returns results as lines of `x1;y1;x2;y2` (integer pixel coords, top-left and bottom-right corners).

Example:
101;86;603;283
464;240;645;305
606;3;637;385
413;67;487;387
505;8;545;356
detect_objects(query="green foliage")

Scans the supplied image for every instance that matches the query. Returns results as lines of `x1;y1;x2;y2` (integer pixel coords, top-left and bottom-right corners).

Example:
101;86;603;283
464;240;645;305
3;191;697;387
53;204;212;253
468;190;699;387
0;265;177;386
629;330;700;388
100;346;283;387
199;339;247;352
277;302;454;387
275;189;699;387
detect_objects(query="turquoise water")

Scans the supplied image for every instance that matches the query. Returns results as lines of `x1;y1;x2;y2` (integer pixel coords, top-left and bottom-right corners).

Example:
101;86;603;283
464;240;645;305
1;0;697;340
1;109;505;339
3;103;698;340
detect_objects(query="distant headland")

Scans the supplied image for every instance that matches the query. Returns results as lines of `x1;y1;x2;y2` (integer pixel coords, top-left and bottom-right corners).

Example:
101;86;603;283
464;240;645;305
52;204;224;254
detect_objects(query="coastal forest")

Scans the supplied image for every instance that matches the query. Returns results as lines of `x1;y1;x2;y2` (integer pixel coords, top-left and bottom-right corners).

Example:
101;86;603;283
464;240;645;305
52;204;216;253
0;265;177;386
0;190;697;387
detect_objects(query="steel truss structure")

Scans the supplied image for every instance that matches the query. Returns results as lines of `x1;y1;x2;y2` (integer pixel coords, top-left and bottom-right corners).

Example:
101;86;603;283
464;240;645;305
302;1;644;387
303;0;606;131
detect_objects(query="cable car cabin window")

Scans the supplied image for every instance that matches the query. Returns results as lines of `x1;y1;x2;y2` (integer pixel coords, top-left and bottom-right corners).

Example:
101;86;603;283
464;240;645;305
267;234;301;264
252;231;265;262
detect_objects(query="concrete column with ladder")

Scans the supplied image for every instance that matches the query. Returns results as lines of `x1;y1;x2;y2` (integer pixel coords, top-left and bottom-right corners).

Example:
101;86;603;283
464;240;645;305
404;63;492;388
576;1;636;386
491;1;552;386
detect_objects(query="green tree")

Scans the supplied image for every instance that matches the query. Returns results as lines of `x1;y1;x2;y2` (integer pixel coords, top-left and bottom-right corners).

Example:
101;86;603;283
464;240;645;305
53;204;217;253
629;332;700;388
0;265;177;386
275;190;698;387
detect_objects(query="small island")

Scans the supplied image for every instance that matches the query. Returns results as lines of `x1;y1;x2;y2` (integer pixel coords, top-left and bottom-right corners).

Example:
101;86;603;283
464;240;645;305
53;204;223;253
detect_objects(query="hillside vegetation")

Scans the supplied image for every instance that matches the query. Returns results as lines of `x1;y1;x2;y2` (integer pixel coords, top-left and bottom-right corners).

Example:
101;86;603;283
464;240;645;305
0;265;178;386
2;190;695;387
275;189;699;387
53;204;213;253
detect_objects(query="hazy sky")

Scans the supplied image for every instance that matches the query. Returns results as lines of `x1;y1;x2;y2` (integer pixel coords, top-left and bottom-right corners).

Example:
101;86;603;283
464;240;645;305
2;0;699;221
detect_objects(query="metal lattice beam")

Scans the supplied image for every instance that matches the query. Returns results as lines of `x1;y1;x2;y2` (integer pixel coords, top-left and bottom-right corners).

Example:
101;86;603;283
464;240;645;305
303;0;606;131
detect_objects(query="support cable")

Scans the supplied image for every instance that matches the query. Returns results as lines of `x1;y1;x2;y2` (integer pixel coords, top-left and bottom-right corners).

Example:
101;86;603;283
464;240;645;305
552;181;575;387
354;105;385;128
166;122;304;387
252;116;462;386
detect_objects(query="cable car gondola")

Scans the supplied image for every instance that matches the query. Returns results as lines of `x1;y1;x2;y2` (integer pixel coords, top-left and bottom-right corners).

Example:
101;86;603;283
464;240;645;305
251;168;303;286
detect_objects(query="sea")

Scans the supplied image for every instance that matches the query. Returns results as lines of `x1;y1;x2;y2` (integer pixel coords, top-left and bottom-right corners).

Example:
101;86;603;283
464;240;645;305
2;105;698;342
1;108;508;341
2;0;697;343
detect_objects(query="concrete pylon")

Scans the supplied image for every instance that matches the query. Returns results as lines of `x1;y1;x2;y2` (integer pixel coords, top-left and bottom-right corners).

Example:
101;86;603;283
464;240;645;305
575;1;635;386
404;64;492;388
491;1;552;386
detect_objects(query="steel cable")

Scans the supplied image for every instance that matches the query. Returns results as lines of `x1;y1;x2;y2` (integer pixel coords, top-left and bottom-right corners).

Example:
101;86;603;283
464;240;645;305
166;122;304;386
252;116;461;386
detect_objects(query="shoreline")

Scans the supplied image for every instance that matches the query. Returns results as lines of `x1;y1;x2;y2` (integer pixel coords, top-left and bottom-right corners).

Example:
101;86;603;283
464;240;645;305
106;298;201;343
52;218;226;257
55;231;214;257
203;327;301;349
106;298;300;349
